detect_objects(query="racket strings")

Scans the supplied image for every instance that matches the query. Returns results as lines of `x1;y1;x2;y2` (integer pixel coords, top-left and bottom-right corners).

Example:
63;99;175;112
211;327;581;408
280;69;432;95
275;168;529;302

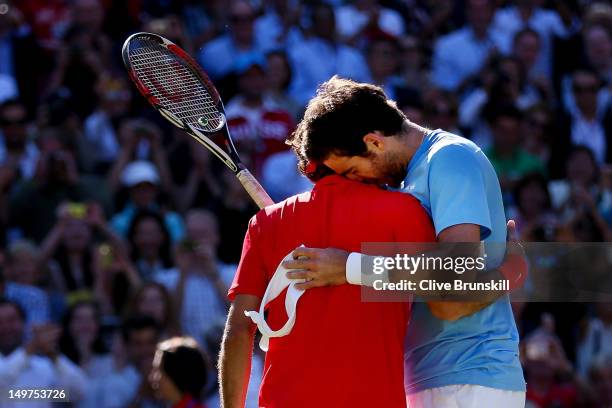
128;40;222;132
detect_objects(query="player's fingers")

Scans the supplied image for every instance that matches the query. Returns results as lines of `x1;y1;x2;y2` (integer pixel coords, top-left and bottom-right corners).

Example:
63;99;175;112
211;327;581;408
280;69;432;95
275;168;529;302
291;246;321;260
286;270;311;280
283;258;315;270
295;279;322;291
506;219;518;242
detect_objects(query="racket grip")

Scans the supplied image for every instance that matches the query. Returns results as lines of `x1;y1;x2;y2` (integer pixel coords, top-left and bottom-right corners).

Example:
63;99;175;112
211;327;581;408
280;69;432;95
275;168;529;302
236;168;275;209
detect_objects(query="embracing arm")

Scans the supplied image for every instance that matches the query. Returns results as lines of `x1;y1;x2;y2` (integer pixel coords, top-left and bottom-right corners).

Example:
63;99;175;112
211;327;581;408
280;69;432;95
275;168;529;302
425;223;500;320
219;294;260;408
284;220;525;320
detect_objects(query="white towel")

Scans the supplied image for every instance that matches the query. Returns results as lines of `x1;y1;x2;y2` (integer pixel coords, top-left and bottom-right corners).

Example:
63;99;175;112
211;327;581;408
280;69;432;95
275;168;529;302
245;249;307;351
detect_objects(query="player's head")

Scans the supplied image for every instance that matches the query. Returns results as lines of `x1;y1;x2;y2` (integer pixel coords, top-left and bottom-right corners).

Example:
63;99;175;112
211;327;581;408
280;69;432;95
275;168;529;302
287;76;411;187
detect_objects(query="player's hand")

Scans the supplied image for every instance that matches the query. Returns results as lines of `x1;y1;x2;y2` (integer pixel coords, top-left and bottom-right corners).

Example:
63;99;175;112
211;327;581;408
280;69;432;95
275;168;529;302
284;247;349;290
506;219;524;254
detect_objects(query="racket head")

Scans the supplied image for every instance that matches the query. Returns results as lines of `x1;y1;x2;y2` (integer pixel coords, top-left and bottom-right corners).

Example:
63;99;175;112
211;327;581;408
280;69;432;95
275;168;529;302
122;32;242;172
122;33;225;132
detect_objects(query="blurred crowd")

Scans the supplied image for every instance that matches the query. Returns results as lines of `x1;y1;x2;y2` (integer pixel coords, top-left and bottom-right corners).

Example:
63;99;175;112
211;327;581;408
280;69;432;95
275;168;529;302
0;0;611;407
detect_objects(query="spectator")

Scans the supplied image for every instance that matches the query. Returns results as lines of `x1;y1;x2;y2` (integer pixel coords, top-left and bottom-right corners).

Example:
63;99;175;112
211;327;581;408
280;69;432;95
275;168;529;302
9;135;111;242
512;28;554;103
82;76;131;174
110;157;184;243
254;0;302;52
549;147;612;242
577;302;612;377
493;0;578;78
144;16;193;55
197;1;264;81
18;0;71;51
47;0;112;118
0;264;49;325
366;35;404;100
335;0;405;45
92;315;162;408
522;104;553;168
93;240;141;315
460;55;542;148
557;69;612;167
41;202;125;305
127;282;180;340
184;209;221;249
127;209;174;281
513;28;542;80
4;239;43;286
584;24;612;85
175;139;222;214
509;173;558;242
0;3;44;113
550;146;602;219
213;171;259;265
398;36;430;95
58;300;112;376
423;89;461;135
398;96;425;124
587;354;612;406
181;0;226;50
108;119;174;191
522;327;581;408
288;3;371;105
149;336;211;408
0;298;88;407
224;52;295;173
485;105;545;195
430;0;503;92
154;235;231;348
264;50;302;121
0;99;39;180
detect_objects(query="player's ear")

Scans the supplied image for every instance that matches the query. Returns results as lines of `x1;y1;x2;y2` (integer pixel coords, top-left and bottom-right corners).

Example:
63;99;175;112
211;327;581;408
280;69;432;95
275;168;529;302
363;132;386;153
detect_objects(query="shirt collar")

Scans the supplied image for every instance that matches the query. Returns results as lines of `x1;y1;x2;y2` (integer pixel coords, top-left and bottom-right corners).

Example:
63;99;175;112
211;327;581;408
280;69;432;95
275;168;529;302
407;129;439;175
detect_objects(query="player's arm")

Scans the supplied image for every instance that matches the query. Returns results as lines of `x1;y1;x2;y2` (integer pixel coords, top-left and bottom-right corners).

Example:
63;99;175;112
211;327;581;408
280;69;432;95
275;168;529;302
219;294;260;408
425;223;495;320
220;214;269;407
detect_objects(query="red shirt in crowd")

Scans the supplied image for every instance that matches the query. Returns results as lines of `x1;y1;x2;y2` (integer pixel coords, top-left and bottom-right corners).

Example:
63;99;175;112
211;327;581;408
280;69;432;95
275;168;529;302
229;175;436;408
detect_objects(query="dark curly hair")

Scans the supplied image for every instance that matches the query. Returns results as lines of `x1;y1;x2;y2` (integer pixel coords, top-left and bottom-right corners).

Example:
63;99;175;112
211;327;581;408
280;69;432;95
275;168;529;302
286;76;406;180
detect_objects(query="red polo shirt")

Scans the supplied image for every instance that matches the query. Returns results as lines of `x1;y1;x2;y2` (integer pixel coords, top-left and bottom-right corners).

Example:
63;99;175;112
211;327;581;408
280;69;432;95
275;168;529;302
229;175;436;408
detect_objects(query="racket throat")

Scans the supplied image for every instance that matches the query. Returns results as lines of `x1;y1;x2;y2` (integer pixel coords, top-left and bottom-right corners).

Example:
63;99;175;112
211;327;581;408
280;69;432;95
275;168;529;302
158;108;183;128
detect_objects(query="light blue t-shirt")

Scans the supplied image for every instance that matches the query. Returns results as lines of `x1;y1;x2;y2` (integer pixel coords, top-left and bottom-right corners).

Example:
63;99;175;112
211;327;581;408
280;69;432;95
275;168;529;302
402;129;526;393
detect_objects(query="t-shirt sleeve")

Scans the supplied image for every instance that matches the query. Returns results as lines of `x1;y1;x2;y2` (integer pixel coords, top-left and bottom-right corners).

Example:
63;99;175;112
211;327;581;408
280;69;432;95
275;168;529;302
428;144;492;239
227;214;269;301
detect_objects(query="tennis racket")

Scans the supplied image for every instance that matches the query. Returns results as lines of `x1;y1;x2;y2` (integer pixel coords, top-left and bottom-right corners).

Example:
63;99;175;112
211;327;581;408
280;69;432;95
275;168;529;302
122;32;274;209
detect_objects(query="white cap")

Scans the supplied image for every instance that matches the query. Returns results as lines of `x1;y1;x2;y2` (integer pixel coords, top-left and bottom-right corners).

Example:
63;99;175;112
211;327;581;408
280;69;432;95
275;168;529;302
121;160;160;187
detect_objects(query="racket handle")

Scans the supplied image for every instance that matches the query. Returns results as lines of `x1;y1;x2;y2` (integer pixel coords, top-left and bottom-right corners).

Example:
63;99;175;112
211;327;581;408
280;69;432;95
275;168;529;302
236;168;274;209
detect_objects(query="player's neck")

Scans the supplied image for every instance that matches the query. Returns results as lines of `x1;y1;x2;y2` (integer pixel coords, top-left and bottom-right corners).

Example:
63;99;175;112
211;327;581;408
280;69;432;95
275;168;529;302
401;120;428;162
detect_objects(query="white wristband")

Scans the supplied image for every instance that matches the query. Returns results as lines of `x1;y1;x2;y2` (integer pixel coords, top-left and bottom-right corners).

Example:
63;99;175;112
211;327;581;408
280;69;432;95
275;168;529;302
346;252;363;285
